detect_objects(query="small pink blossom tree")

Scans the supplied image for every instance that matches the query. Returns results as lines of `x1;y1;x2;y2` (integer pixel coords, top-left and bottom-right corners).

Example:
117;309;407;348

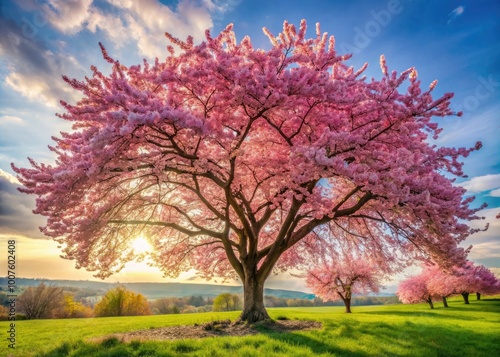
306;254;385;313
13;20;484;322
424;265;456;307
473;265;500;300
397;272;437;309
452;262;499;303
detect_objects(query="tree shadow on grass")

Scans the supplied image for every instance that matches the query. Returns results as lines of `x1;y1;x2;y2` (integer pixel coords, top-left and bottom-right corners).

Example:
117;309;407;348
39;323;369;357
253;321;369;357
358;310;481;322
358;318;499;357
263;315;500;357
37;310;500;357
38;337;177;357
359;300;500;321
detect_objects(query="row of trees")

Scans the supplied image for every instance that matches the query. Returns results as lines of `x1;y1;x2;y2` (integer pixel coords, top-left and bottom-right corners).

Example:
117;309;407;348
304;238;499;313
5;282;404;320
7;283;93;319
397;262;500;309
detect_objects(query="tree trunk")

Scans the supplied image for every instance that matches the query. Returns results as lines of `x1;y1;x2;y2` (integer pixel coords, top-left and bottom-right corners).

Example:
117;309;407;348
462;292;469;304
442;296;448;308
343;298;352;313
427;297;434;309
239;274;270;323
476;292;481;300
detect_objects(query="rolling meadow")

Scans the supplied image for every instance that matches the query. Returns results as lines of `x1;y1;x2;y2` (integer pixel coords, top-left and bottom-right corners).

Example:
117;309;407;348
2;295;499;357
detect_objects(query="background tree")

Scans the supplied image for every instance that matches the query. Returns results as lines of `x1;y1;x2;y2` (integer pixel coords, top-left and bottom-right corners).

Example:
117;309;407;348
451;262;481;304
188;295;205;307
13;20;483;323
424;265;456;307
94;286;150;317
17;283;64;319
54;293;94;318
471;264;500;300
397;273;436;309
213;293;241;312
450;262;500;303
0;306;8;320
151;297;181;315
305;253;385;313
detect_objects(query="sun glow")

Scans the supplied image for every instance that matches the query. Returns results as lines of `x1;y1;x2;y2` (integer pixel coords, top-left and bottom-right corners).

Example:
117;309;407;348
132;236;153;255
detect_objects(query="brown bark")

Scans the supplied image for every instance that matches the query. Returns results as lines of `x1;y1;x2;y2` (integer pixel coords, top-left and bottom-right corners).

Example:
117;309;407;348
238;271;270;323
427;297;434;309
343;297;352;313
476;292;481;300
442;296;448;308
462;292;470;304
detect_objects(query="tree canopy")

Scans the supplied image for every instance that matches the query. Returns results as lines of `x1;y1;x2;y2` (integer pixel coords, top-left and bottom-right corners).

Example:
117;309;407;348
306;253;385;313
13;20;484;322
94;286;150;317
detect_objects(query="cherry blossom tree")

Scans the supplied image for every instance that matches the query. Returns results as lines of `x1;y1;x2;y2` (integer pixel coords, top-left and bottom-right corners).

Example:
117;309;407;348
306;254;385;313
13;20;484;322
397;273;437;309
424;265;456;307
473;265;500;300
452;262;499;303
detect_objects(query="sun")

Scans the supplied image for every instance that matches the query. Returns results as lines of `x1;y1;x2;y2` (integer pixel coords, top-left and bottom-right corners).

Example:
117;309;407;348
131;236;153;255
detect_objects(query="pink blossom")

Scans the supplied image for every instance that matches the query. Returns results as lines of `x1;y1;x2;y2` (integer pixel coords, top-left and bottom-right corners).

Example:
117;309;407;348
12;20;486;322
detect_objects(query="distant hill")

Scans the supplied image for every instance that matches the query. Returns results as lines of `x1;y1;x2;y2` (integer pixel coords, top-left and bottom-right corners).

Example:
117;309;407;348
0;277;316;300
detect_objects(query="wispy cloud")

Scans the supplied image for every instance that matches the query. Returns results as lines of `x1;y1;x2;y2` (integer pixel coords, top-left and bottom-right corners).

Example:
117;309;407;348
460;174;500;193
0;168;20;185
0;15;82;107
41;0;94;34
489;188;500;197
448;5;465;25
99;0;215;58
0;0;221;107
40;0;217;58
0;115;25;126
462;208;500;268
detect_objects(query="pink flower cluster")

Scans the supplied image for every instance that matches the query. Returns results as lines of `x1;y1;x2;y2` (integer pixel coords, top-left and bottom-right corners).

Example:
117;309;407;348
12;20;484;284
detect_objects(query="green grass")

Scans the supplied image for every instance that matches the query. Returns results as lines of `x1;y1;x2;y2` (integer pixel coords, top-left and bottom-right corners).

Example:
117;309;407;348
2;296;499;356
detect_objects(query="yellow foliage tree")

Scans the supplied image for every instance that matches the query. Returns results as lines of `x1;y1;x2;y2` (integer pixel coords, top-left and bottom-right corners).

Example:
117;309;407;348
213;293;241;312
94;286;150;317
54;294;93;318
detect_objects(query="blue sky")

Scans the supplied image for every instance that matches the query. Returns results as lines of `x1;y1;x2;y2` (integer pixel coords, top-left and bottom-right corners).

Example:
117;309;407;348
0;0;499;290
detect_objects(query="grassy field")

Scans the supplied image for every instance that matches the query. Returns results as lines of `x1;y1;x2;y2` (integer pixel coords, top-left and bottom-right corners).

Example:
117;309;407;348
2;296;499;356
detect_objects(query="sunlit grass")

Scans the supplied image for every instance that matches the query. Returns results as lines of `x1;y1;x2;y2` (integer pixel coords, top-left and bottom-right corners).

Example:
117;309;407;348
2;295;499;356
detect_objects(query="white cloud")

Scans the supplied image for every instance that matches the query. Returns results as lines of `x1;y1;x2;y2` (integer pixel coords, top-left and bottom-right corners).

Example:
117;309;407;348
460;174;500;193
0;17;84;108
0;0;222;108
448;5;465;25
85;8;129;47
41;0;93;34
0;115;25;126
5;62;79;108
5;71;69;108
463;208;500;268
451;6;465;16
489;188;500;197
468;241;500;259
40;0;215;58
104;0;214;58
0;168;20;185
